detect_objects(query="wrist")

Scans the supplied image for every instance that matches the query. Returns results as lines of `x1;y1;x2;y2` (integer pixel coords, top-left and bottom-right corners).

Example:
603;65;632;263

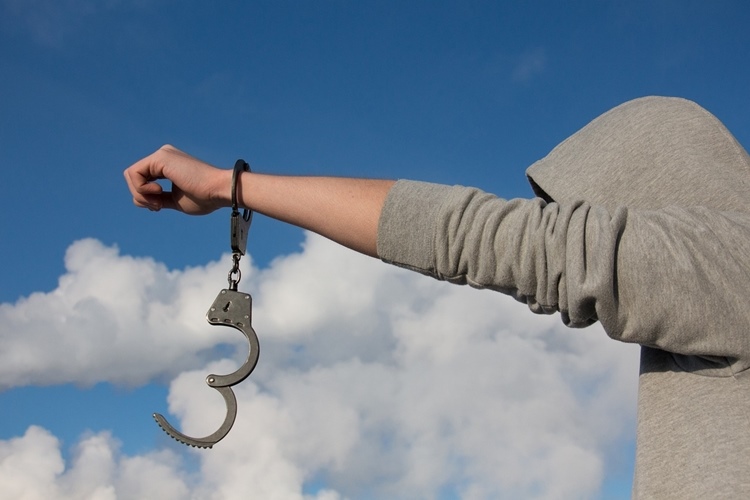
210;167;235;209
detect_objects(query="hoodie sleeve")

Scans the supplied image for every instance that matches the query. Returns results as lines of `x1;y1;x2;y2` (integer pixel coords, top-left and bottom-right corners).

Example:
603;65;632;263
377;180;750;367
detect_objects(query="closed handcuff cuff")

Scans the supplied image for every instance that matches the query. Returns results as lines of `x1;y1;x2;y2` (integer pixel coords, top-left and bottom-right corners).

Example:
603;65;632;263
153;159;259;448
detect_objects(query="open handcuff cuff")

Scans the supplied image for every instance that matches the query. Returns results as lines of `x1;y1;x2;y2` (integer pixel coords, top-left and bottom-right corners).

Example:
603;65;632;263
153;159;258;448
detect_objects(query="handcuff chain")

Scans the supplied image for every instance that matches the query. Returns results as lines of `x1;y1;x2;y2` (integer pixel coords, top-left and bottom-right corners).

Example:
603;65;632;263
228;252;242;290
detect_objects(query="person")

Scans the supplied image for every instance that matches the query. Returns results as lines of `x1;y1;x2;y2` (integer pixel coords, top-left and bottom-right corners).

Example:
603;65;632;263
124;96;750;498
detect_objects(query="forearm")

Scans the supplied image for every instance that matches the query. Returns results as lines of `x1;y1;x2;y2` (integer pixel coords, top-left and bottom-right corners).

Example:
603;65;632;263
235;172;395;258
124;145;395;258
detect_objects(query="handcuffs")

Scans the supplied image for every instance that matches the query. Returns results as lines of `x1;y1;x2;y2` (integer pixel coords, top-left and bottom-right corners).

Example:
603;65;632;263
153;159;259;448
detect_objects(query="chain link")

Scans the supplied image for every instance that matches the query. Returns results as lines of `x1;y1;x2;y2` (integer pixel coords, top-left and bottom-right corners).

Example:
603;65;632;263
227;252;242;290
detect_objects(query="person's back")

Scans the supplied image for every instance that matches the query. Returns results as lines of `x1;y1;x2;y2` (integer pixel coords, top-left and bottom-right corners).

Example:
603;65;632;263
529;97;750;497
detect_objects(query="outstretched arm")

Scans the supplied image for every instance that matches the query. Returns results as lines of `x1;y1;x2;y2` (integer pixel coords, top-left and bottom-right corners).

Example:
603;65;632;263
124;145;395;257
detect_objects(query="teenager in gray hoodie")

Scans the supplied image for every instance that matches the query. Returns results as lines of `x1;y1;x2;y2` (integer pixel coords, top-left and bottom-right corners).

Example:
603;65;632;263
125;96;750;498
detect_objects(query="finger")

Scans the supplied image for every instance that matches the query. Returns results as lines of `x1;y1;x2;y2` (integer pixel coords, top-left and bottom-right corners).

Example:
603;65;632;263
125;173;165;210
124;150;168;187
124;155;169;207
157;193;179;211
132;195;158;210
125;172;164;195
130;191;163;210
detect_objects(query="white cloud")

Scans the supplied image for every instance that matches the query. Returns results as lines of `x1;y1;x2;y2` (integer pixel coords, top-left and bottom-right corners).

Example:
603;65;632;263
0;234;640;498
0;426;189;500
0;238;240;388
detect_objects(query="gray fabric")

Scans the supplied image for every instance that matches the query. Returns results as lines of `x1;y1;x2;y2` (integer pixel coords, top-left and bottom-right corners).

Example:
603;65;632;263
377;96;750;498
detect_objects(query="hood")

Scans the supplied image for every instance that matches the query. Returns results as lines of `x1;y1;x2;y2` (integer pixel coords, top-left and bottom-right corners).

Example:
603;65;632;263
526;96;750;213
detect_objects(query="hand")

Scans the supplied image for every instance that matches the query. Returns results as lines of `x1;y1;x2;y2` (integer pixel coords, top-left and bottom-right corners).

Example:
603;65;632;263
124;145;232;215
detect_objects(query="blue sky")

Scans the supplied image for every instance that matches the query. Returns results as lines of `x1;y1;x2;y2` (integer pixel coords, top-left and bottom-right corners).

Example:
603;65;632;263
1;1;749;498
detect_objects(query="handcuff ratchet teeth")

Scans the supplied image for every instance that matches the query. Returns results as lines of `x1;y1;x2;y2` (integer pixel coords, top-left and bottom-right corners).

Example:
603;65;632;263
153;159;259;449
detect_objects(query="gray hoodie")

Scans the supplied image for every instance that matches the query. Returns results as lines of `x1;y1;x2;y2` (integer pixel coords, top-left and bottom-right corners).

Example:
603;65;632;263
377;96;750;498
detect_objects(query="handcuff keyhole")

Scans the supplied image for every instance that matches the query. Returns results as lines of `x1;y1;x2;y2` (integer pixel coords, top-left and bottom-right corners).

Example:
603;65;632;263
223;301;231;312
